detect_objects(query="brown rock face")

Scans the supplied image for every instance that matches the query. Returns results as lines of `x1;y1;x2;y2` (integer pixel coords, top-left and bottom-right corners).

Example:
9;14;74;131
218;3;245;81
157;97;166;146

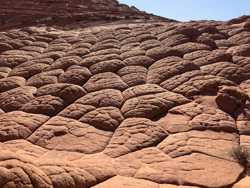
216;86;249;116
0;0;250;187
0;0;169;30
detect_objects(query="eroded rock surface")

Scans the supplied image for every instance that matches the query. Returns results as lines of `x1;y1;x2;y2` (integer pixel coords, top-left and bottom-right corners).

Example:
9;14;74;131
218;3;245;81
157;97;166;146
0;1;250;187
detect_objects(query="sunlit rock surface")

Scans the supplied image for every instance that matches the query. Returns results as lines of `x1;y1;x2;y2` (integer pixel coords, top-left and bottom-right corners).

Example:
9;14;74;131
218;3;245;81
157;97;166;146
0;0;250;187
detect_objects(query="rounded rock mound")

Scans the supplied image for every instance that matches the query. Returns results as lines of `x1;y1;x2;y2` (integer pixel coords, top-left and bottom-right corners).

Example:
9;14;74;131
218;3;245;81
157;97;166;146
0;1;250;188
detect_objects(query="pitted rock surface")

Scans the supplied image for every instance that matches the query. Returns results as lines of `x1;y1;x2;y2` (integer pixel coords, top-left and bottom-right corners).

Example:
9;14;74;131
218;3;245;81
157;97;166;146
0;1;250;188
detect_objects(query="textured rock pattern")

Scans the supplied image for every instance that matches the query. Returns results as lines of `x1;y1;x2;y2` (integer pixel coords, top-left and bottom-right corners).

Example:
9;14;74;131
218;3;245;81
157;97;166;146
0;0;169;30
0;1;250;187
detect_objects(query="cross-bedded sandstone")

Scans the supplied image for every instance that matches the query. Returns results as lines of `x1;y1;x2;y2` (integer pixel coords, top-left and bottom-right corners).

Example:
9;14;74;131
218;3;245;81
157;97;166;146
0;1;250;188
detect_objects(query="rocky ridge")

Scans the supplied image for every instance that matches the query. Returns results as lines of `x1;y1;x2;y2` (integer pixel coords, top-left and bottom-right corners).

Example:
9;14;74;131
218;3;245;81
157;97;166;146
0;0;250;188
0;0;171;30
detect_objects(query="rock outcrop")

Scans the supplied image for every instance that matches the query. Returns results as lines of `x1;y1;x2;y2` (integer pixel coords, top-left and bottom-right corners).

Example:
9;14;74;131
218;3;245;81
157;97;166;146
0;0;170;30
0;0;250;188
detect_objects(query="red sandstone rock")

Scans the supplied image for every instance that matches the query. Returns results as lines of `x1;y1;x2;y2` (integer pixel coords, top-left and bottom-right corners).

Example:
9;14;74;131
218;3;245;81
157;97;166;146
0;1;250;188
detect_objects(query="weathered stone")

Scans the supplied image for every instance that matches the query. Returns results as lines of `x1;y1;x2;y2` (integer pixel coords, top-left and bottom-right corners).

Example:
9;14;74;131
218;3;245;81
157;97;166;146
105;118;167;157
159;102;236;133
83;72;128;92
216;86;249;116
36;83;86;104
233;177;250;188
116;148;243;187
0;86;36;111
79;107;124;131
0;111;49;141
0;2;249;187
28;116;112;154
121;91;190;119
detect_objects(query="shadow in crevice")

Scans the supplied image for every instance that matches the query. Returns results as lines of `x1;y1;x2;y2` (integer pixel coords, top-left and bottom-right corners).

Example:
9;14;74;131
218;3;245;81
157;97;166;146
150;110;169;122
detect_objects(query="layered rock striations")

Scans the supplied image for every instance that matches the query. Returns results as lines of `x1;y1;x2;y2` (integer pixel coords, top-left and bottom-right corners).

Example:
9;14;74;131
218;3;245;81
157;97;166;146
0;0;250;188
0;0;170;30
